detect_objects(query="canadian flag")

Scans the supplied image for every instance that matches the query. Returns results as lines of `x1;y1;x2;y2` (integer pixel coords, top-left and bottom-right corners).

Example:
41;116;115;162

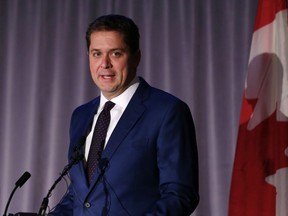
229;0;288;216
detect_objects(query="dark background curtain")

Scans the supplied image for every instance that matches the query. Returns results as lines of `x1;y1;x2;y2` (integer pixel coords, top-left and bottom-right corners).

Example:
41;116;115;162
0;1;258;215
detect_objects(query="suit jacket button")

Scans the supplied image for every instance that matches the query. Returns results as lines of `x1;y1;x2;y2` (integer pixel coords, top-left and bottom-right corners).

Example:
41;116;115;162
84;202;91;208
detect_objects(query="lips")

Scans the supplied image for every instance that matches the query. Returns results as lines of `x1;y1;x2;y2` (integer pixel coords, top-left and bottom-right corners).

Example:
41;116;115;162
98;74;116;81
101;74;114;78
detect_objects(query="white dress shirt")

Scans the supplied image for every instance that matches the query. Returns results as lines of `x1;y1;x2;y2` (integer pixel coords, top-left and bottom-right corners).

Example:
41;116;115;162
84;77;140;160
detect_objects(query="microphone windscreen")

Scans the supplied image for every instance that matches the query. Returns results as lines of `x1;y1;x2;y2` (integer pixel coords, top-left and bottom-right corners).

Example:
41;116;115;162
15;171;31;188
99;158;109;171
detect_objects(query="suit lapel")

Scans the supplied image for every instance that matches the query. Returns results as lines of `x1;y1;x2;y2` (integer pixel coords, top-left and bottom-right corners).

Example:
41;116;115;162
102;79;149;161
87;97;146;191
86;78;153;199
73;98;100;192
87;78;150;190
103;98;145;160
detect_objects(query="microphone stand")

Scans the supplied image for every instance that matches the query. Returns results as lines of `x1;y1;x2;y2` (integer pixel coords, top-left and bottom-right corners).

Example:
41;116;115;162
4;186;18;216
3;172;31;216
38;154;83;216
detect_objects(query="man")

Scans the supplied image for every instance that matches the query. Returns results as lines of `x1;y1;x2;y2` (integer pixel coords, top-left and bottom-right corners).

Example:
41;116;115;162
49;14;199;216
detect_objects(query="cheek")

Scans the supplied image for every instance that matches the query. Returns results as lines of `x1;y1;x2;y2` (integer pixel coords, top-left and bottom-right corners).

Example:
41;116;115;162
116;61;130;74
89;64;99;81
89;60;99;73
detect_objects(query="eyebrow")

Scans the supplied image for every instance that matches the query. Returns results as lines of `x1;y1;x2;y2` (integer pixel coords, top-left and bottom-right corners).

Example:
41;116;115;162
89;48;127;53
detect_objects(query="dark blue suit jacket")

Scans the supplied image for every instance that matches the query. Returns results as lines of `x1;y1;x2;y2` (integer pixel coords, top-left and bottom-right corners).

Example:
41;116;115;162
50;77;199;216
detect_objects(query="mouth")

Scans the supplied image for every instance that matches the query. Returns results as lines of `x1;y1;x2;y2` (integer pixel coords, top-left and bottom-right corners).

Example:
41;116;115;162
100;74;115;80
102;74;114;78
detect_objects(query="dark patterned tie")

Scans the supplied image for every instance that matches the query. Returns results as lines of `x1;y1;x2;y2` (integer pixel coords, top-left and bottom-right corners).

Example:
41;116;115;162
86;101;115;184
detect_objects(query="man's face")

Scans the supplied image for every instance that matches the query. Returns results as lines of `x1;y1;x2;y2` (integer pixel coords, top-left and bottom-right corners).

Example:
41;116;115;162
88;31;140;100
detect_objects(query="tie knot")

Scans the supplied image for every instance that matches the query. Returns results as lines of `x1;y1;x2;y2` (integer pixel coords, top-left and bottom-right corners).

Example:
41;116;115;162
103;101;115;112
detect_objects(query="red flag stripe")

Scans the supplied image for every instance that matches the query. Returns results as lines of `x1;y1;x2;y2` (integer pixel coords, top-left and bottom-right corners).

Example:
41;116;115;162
254;0;287;31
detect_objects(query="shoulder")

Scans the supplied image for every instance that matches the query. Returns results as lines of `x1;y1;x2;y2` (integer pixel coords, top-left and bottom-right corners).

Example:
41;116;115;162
138;77;189;109
72;97;99;115
70;97;99;126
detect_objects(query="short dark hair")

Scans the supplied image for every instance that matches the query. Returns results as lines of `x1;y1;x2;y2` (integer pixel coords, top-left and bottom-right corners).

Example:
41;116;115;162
86;14;140;53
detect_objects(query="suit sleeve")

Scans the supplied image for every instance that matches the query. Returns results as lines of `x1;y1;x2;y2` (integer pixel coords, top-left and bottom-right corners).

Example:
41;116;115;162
146;101;199;215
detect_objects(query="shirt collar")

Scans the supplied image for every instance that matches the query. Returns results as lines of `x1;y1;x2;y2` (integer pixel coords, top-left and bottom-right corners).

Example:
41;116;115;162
99;76;140;111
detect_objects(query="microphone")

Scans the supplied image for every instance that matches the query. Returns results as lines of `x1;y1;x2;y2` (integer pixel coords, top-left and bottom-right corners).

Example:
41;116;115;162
71;136;86;163
15;172;31;188
38;139;85;216
3;171;31;216
98;158;109;171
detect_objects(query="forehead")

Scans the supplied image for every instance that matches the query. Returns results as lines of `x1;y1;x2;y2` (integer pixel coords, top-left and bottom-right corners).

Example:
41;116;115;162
89;31;126;49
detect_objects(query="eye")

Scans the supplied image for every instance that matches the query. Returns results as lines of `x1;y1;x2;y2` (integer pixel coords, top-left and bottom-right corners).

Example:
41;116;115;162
111;50;122;58
91;51;101;57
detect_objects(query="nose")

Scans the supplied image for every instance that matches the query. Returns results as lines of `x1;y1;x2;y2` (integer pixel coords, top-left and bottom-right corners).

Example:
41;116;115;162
100;55;112;69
